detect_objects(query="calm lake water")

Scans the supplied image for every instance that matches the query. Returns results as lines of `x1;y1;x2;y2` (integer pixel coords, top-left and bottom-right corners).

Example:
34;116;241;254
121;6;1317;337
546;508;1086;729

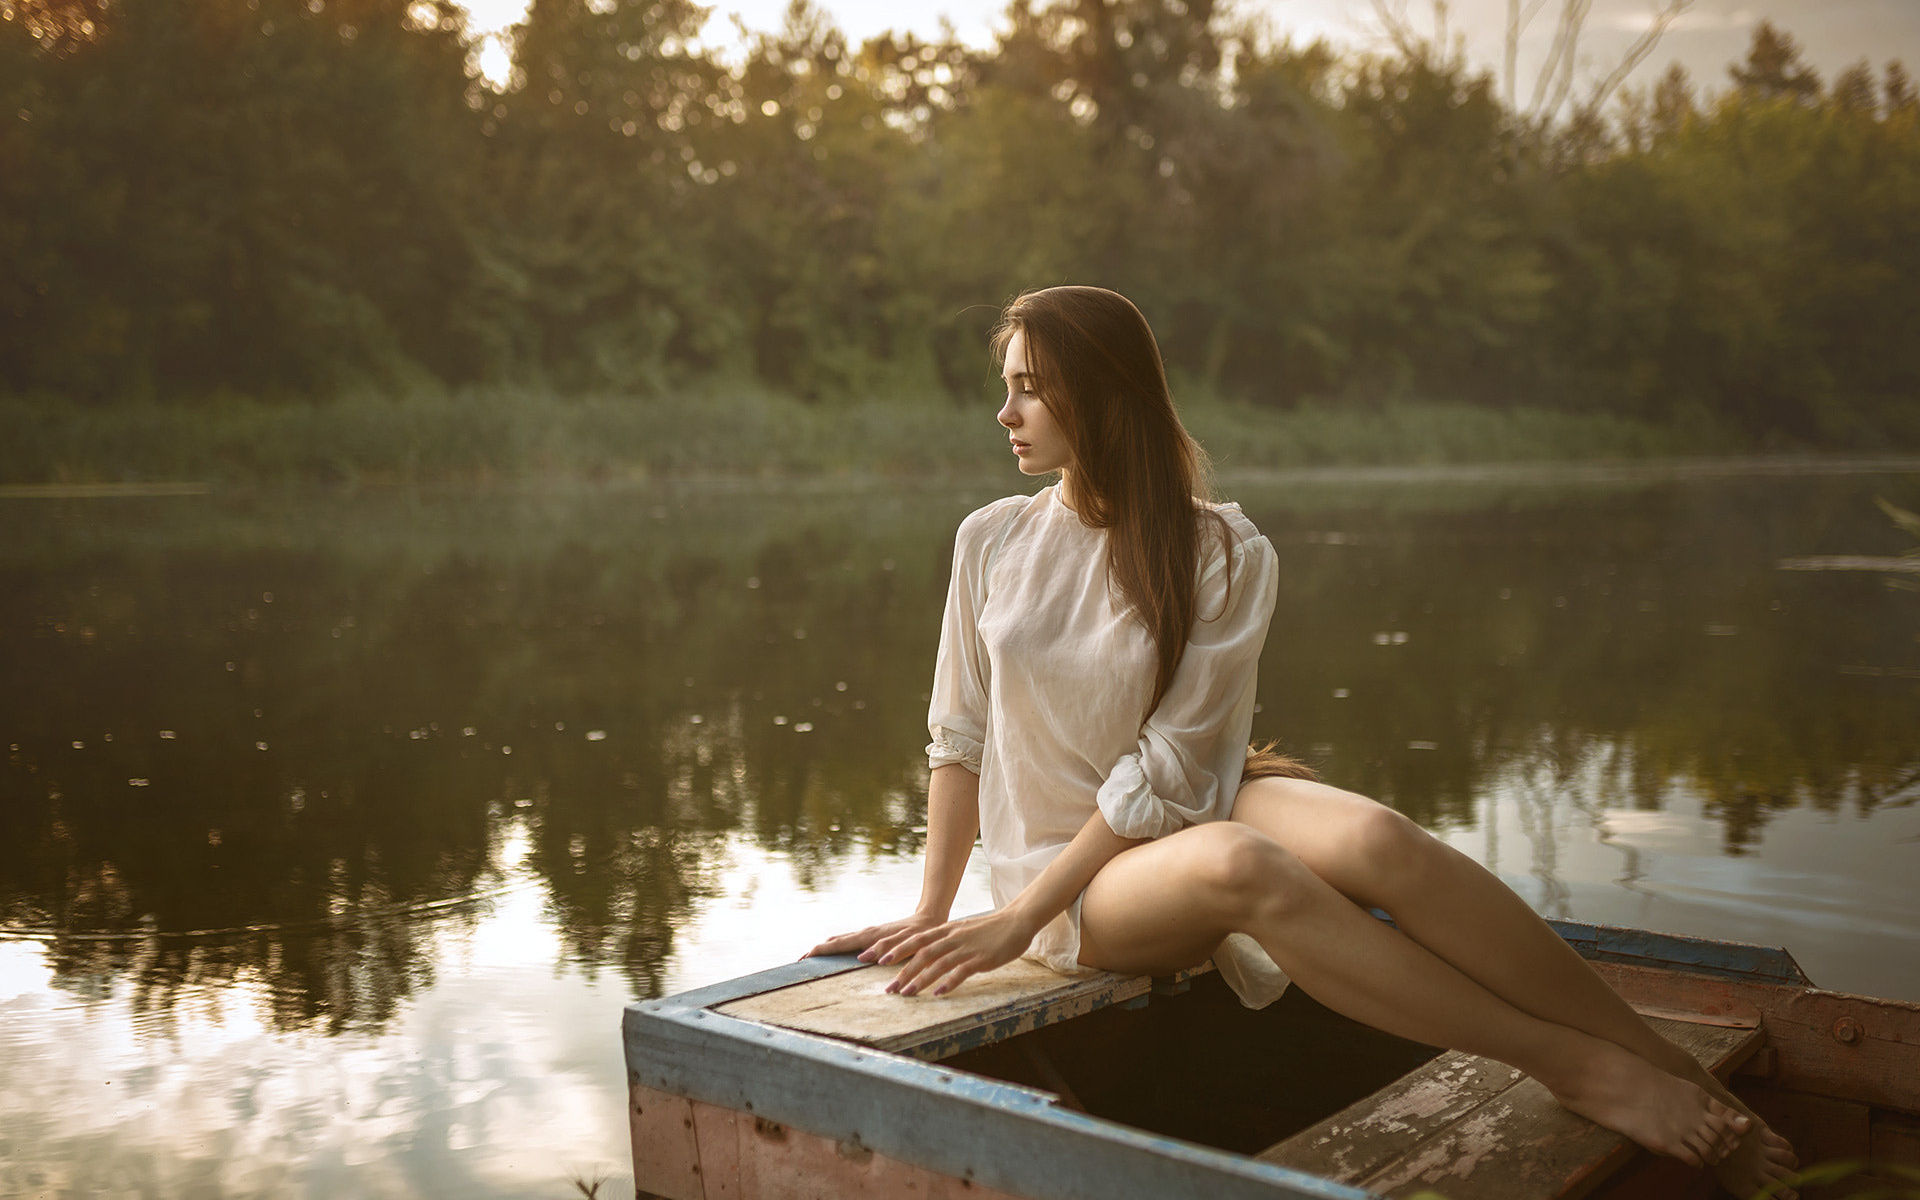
3;464;1919;1198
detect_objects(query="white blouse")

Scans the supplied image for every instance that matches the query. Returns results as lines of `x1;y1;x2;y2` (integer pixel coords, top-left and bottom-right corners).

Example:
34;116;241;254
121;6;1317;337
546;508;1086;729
926;484;1293;1008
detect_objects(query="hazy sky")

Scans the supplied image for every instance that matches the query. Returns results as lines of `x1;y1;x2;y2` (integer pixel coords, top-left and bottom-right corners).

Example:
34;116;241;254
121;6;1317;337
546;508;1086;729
461;0;1920;98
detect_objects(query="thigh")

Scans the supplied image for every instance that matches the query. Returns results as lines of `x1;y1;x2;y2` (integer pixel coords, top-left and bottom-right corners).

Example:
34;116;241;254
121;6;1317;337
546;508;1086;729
1076;823;1243;976
1229;775;1425;911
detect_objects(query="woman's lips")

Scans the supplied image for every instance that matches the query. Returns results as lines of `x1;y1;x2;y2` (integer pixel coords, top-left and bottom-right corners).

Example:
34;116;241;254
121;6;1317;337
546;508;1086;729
1011;439;1030;455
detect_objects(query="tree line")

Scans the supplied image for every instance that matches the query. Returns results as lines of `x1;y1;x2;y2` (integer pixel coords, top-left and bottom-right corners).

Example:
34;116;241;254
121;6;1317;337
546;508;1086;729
2;0;1916;448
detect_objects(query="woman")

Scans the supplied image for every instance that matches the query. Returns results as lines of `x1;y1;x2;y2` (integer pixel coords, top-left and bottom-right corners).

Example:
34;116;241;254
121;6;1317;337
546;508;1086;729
808;286;1797;1198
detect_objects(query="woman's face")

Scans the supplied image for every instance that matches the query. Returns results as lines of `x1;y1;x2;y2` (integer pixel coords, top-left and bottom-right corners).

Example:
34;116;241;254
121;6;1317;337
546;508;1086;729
998;328;1073;477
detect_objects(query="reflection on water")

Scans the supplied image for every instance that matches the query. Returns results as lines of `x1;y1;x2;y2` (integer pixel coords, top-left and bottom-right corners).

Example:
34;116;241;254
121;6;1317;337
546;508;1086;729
1;470;1917;1197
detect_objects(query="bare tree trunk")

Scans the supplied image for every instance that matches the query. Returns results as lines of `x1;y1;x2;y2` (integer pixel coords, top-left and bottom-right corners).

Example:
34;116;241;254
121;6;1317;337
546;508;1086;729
1491;0;1694;124
1576;0;1694;123
1505;0;1521;109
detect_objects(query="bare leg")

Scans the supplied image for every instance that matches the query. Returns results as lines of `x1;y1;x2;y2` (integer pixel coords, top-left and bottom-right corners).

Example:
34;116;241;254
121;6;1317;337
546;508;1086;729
1078;822;1749;1169
1230;777;1798;1197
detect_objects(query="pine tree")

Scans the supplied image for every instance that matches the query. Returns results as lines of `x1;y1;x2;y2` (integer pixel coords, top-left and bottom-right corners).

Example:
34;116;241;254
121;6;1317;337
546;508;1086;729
1887;61;1918;115
1651;62;1694;138
1830;60;1878;114
1729;20;1820;103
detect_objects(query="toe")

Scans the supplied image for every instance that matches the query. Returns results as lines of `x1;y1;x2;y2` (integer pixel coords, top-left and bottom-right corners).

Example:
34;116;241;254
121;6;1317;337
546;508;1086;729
1673;1137;1705;1169
1712;1121;1743;1159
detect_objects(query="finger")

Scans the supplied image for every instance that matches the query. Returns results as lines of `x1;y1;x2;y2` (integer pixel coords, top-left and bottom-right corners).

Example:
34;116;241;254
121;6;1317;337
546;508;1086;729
878;926;950;966
903;953;967;997
882;941;938;991
840;923;893;948
929;956;984;996
865;926;925;962
892;948;965;996
857;931;904;962
889;938;960;992
805;931;862;958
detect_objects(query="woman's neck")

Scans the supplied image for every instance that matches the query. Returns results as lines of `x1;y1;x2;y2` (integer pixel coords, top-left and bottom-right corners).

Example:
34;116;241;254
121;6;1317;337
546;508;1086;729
1055;473;1078;513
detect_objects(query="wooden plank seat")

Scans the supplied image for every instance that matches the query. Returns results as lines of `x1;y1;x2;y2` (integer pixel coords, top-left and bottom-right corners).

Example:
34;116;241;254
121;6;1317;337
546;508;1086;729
1256;1015;1767;1200
714;958;1212;1062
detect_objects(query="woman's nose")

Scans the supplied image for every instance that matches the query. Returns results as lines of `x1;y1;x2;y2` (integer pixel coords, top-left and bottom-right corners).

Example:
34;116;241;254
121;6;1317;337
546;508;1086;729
997;400;1017;428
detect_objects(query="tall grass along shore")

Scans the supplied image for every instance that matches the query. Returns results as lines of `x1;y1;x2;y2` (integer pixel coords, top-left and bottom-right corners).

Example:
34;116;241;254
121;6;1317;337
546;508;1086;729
0;387;1747;488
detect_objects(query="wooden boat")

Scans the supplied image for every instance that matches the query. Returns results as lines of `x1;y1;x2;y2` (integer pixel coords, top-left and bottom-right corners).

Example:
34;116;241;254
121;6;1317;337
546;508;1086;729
623;919;1920;1199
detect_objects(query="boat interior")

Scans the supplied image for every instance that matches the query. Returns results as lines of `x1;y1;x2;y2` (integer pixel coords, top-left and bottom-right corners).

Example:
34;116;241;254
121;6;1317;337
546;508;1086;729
701;927;1920;1200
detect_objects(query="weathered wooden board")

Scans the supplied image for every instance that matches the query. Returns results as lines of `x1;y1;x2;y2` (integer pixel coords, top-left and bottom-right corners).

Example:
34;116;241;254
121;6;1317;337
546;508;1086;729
1369;1019;1761;1200
1254;1051;1525;1182
1741;1084;1874;1164
631;1083;705;1200
1591;962;1920;1113
688;1098;1030;1199
1873;1109;1920;1166
714;959;1152;1061
1260;1017;1761;1200
1580;1150;1718;1200
1544;921;1811;986
1363;1073;1638;1200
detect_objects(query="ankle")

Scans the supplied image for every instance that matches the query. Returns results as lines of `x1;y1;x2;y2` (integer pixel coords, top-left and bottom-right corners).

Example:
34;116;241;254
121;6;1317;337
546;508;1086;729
1526;1030;1613;1098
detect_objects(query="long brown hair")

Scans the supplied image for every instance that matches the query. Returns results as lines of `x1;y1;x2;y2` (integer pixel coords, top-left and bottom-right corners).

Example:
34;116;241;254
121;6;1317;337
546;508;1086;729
989;285;1223;714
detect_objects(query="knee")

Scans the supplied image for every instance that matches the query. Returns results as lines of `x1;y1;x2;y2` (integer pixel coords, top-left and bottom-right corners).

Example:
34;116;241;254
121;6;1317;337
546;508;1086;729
1344;804;1444;904
1185;823;1309;925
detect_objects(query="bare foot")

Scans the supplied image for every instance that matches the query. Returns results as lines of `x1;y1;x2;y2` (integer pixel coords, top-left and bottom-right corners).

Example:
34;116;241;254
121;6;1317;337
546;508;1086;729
1543;1038;1750;1167
1643;1042;1800;1198
1713;1123;1800;1200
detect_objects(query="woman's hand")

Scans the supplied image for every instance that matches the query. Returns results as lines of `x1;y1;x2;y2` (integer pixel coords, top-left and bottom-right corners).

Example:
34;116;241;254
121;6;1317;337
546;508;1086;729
804;912;946;961
876;910;1039;997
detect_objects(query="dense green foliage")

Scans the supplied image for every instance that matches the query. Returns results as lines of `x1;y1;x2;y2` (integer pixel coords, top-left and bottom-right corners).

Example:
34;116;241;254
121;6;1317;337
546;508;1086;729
0;386;1728;484
3;0;1916;449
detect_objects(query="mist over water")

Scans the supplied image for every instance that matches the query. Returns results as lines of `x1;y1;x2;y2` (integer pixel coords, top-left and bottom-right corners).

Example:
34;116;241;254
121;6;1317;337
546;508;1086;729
3;468;1917;1197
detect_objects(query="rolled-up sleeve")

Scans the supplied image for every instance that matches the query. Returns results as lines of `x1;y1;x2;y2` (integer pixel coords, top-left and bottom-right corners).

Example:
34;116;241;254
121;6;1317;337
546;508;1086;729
1096;525;1279;839
926;502;1016;774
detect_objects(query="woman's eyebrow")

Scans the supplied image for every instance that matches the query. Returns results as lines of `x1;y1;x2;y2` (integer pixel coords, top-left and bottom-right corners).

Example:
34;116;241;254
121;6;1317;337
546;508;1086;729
1003;369;1034;383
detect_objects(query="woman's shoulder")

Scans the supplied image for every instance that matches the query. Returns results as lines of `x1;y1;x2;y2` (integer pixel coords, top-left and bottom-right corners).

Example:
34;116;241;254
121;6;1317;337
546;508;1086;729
955;492;1041;546
1198;498;1269;554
